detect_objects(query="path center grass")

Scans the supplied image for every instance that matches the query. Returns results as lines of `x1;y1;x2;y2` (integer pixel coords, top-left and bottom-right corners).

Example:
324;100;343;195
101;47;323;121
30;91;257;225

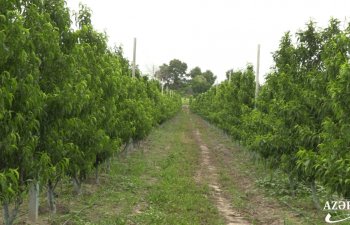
49;109;224;225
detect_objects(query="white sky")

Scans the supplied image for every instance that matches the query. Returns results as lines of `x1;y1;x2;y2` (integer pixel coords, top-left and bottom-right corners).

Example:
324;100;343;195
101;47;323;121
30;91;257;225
66;0;350;83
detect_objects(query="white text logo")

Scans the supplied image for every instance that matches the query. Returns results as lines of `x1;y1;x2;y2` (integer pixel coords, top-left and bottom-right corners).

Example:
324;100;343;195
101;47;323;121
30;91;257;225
324;201;350;224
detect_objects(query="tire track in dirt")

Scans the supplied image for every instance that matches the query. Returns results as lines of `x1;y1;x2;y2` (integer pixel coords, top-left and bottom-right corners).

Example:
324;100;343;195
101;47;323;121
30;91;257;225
194;129;250;225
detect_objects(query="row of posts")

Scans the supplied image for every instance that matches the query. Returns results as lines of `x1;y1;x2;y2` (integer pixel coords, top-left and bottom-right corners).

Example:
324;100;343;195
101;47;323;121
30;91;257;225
162;84;175;96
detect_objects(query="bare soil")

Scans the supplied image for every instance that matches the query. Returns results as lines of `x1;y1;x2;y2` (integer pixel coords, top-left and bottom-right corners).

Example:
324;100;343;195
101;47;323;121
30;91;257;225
192;113;307;225
194;129;250;225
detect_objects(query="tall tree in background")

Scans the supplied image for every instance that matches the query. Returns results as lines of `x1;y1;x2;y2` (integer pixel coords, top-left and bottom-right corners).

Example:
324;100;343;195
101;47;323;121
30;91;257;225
191;69;217;95
202;70;216;86
155;60;216;95
155;59;188;90
192;75;211;94
189;67;202;78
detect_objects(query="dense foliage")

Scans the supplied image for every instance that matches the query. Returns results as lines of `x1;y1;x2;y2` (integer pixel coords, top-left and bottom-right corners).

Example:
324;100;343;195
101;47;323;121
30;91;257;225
191;19;350;206
0;1;181;224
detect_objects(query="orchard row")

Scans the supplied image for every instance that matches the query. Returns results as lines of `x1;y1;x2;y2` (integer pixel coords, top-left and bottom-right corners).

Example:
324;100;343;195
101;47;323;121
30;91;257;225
191;19;350;208
0;1;181;224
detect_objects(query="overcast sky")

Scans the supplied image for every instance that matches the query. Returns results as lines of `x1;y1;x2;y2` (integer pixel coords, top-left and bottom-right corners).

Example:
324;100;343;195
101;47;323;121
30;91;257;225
66;0;350;83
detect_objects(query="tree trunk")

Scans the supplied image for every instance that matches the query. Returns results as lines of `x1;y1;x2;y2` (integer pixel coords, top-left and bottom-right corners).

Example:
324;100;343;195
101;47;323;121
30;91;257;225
310;180;321;210
344;190;350;200
126;138;134;155
288;176;296;198
28;181;39;222
2;198;22;225
269;170;274;182
106;158;111;173
3;202;11;225
47;181;57;214
72;177;82;195
95;165;99;185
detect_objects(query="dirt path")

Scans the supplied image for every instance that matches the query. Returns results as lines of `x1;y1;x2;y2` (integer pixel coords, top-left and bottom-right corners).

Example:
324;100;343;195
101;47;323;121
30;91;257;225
189;110;317;225
194;129;250;225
